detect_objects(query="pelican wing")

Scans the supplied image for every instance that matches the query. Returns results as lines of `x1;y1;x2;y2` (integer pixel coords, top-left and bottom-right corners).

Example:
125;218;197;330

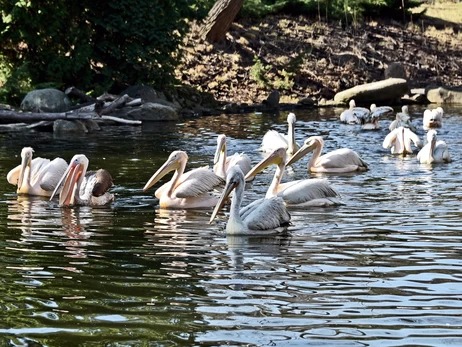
227;153;252;176
407;129;423;149
174;167;224;198
243;197;291;230
320;149;368;169
40;158;68;191
434;142;451;162
382;129;398;149
278;179;340;205
6;164;21;185
372;106;394;118
340;110;359;124
261;130;288;152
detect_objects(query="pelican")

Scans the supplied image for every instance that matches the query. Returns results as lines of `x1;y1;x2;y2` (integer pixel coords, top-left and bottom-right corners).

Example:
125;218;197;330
209;166;291;235
286;136;368;173
339;99;369;124
213;134;252;179
143;150;224;209
360;104;394;130
50;154;114;206
423;107;443;130
417;130;451;164
382;126;423;155
7;147;68;197
244;147;343;207
260;112;300;156
389;106;417;133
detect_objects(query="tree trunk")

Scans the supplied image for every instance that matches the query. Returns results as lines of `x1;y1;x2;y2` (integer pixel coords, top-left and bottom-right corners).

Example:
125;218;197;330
201;0;245;43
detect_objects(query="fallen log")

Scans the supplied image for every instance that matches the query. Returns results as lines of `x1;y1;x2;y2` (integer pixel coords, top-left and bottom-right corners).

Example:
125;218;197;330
0;109;98;122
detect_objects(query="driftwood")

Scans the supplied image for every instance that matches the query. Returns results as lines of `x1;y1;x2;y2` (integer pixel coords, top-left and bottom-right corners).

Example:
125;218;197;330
0;109;97;121
99;94;130;115
65;86;97;103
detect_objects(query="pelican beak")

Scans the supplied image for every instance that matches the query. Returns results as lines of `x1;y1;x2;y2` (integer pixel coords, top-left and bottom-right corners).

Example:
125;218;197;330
214;135;226;165
17;155;31;190
143;157;180;191
430;133;437;156
209;179;237;224
286;141;316;166
245;148;285;181
50;160;83;206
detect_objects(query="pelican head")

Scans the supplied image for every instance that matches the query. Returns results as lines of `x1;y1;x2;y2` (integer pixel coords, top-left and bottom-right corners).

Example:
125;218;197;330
349;99;356;109
214;134;227;166
245;147;286;181
17;147;35;190
286;136;322;166
209;166;244;225
287;112;296;125
50;154;89;206
143;151;188;192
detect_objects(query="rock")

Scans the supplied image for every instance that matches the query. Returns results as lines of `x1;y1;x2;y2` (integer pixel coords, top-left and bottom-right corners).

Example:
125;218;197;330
385;62;407;79
264;90;280;107
111;102;178;121
425;85;462;104
298;97;316;106
121;85;158;102
333;78;409;104
21;88;71;112
53;120;88;134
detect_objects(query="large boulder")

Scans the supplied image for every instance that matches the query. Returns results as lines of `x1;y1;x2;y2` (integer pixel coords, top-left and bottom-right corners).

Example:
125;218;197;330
334;78;409;104
111;102;178;121
21;88;71;112
425;85;462;104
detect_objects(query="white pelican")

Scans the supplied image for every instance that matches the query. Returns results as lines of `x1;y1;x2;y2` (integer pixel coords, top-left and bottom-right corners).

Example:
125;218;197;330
382;126;422;155
143;150;224;209
286;136;368;173
50;154;114;206
339;99;369;124
213;134;252;179
209;166;290;235
389;106;417;133
244;147;343;207
417;130;451;164
7;147;68;197
423;107;443;130
360;104;394;130
260;112;300;156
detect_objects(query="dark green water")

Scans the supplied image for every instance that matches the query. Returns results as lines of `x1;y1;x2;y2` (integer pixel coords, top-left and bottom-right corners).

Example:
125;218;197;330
0;106;461;346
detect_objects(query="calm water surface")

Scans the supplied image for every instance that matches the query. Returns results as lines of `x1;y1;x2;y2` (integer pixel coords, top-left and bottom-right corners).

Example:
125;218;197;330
0;106;461;346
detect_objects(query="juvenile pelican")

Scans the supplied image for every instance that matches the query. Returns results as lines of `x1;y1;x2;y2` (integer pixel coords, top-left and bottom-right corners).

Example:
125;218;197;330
389;106;416;133
417;130;451;164
50;154;114;206
360;104;394;130
382;126;423;155
213;134;252;179
143;150;224;209
245;147;343;207
423;107;443;130
339;99;369;124
7;147;68;197
286;136;368;173
209;166;291;235
260;112;300;156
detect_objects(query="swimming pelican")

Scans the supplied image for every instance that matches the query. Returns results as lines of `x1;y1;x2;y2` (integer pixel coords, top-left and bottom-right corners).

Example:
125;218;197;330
389;106;417;133
143;150;224;209
339;99;369;124
423;107;443;130
50;154;114;206
7;147;68;197
286;136;368;173
260;112;300;156
213;134;252;179
417;130;451;164
244;147;343;207
382;126;422;155
360;104;394;130
209;166;291;235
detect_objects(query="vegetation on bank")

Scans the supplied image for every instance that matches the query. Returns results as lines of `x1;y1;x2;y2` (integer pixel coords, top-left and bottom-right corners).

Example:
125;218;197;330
0;0;432;106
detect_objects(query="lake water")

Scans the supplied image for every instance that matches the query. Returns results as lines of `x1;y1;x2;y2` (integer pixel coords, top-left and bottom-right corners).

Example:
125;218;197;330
0;105;461;346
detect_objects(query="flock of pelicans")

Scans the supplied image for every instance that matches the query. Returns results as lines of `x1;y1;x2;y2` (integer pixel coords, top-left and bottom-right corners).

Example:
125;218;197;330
6;101;451;235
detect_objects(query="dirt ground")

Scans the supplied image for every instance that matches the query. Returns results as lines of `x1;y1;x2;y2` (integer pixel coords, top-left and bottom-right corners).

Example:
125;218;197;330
176;3;462;105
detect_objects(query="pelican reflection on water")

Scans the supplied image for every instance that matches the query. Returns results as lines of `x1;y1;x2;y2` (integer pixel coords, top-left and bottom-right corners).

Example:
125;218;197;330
7;147;68;197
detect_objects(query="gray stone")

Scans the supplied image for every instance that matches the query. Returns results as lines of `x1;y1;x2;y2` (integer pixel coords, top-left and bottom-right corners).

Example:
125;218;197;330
334;78;409;104
385;62;407;79
425;85;462;104
112;102;178;121
121;85;158;102
264;90;280;107
21;88;71;112
53;120;88;133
